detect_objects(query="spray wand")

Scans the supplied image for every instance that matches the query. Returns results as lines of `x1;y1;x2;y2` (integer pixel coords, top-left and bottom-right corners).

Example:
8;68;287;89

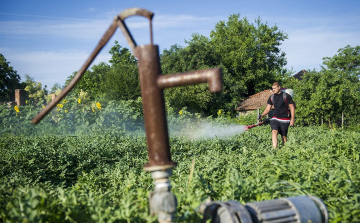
244;118;271;131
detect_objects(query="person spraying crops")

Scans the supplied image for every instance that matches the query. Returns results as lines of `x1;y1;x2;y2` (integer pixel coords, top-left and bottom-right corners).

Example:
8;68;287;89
258;82;295;148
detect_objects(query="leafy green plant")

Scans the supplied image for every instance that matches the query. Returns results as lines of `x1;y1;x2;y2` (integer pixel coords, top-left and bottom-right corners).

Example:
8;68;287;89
0;103;359;222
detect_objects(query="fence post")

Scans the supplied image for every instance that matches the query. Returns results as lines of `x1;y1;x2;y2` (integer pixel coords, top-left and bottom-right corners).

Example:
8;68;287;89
257;108;260;124
15;89;25;106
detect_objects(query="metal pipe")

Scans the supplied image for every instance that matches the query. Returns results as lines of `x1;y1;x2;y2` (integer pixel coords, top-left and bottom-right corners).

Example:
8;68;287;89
149;170;177;223
116;8;154;56
137;45;177;171
157;68;222;92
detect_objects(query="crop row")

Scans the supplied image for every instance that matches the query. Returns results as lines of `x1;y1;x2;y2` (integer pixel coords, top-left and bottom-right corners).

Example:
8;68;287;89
1;124;359;222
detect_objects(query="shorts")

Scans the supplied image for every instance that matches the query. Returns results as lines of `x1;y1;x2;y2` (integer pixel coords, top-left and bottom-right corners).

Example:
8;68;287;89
270;119;290;137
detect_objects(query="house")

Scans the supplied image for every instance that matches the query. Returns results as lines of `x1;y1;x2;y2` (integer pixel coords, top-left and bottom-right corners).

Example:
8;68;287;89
236;70;306;116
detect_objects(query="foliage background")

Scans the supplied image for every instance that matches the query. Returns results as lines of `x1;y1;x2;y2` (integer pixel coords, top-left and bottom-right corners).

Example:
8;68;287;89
282;45;360;128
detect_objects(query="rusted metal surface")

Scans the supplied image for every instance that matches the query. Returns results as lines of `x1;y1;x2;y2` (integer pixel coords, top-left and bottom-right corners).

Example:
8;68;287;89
118;7;154;20
118;8;154;45
137;45;176;169
116;19;138;56
116;8;154;56
157;68;222;92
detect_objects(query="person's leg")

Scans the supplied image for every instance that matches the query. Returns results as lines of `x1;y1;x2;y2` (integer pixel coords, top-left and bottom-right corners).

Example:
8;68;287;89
272;130;278;148
280;122;290;146
270;120;281;148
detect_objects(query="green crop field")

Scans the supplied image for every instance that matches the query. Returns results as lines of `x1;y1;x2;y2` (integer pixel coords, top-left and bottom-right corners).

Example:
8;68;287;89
0;103;359;223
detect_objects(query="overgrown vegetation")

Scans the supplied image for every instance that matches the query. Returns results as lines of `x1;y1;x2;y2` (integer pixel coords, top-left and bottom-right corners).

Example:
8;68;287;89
0;103;359;222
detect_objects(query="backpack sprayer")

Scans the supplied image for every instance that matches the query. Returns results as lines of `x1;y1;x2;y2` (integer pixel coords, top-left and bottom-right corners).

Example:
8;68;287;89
31;8;326;223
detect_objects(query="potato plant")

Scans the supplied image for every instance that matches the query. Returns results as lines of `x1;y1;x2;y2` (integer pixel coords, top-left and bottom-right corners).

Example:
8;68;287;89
0;102;359;222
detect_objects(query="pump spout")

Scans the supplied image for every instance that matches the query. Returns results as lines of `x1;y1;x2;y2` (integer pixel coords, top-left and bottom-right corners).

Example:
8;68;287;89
157;68;222;92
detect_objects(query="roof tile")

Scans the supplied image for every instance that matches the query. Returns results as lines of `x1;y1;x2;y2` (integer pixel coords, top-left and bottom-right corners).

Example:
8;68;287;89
236;89;273;111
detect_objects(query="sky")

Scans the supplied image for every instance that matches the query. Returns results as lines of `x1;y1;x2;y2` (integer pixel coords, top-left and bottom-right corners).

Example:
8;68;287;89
1;0;359;90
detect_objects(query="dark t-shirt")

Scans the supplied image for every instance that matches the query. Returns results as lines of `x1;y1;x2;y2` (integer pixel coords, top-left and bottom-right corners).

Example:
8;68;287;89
267;92;294;119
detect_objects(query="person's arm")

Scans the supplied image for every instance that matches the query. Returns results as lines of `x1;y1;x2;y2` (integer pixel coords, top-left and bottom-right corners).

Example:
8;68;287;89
289;104;295;126
258;104;272;120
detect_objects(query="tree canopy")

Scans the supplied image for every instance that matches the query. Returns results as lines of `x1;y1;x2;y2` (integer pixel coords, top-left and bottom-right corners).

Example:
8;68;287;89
210;15;288;96
64;62;110;100
323;45;360;75
59;15;288;116
105;41;140;101
284;45;360;127
161;14;288;115
0;54;23;101
64;41;140;101
23;74;48;102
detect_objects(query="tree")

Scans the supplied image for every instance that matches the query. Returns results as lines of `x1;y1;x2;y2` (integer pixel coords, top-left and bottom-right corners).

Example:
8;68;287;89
160;15;288;115
108;41;137;66
104;63;140;101
103;41;140;100
323;45;360;75
65;62;110;100
0;54;23;101
161;34;223;114
24;75;48;102
285;45;360;127
321;45;360;125
210;14;288;97
50;83;62;94
64;41;139;101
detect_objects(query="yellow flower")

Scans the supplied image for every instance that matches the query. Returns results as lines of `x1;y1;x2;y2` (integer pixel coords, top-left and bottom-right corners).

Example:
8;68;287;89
179;110;183;115
43;105;46;109
92;108;95;112
96;102;101;109
14;105;19;113
78;99;81;104
63;99;67;104
25;100;27;104
57;104;63;108
218;110;221;115
65;110;68;113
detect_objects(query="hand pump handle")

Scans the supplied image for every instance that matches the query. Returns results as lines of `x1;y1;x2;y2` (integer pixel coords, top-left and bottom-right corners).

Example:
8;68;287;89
116;8;154;56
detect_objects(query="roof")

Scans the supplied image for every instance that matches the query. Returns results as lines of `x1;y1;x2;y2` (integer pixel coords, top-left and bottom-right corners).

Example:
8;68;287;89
236;89;273;111
293;69;306;80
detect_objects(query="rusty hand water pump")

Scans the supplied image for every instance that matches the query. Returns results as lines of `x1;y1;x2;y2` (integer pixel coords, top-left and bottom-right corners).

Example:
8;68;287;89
32;8;328;223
